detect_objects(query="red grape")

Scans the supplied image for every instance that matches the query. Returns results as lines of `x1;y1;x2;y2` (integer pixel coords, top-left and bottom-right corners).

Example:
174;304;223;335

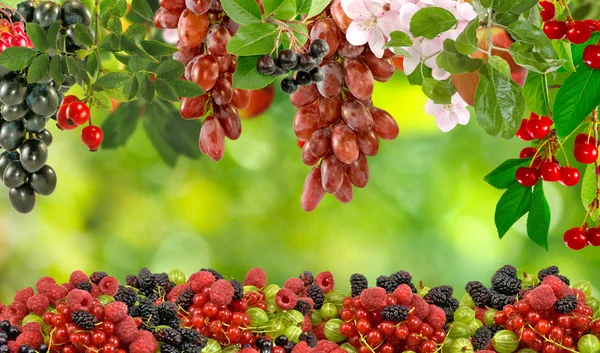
294;104;322;141
301;166;326;212
319;96;342;126
333;174;353;203
178;9;210;48
316;62;343;98
341;98;373;132
332;123;359;164
321;153;345;194
310;18;340;58
290;84;319;108
309;128;332;158
180;94;208;120
356;130;379;156
344;58;374;100
199;116;225;161
215;104;242;140
206;24;231;56
347;153;369;188
191;54;219;91
370;107;399;140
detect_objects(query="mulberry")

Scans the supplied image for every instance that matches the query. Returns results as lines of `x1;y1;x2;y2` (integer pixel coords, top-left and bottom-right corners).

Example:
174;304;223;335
114;286;138;307
126;275;139;287
491;274;521;296
376;276;396;293
424;285;454;306
71;310;98;330
472;326;492;351
299;271;314;286
493;265;517;278
554;295;578;314
161;345;180;353
181;342;203;353
158;301;179;323
349;274;368;297
465;281;490;307
156;328;182;347
177;289;195;309
294;300;312;316
380;305;409;322
488;324;503;337
137;268;156;290
76;282;92;292
489;290;516;310
138;297;159;327
390;271;412;287
538;266;560;281
230;279;244;301
200;268;224;281
154;273;174;293
178;328;208;348
90;272;108;285
556;275;571;286
298;332;318;348
306;285;324;310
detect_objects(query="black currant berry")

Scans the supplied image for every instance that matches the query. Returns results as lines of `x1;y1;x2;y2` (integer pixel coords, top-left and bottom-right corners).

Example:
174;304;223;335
278;50;298;71
30;164;56;196
298;54;317;71
3;160;27;188
60;0;92;27
0;73;28;106
16;1;35;23
26;84;59;118
280;77;298;94
0;151;19;180
9;183;36;214
23;112;48;133
1;102;29;122
257;55;277;76
310;39;329;58
37;129;53;147
296;71;312;86
20;139;48;173
310;67;325;83
271;66;288;76
33;1;60;30
0;120;26;151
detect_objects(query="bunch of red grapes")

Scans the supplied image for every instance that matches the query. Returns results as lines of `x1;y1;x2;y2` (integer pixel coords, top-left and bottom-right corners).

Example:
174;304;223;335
154;0;250;162
539;1;600;69
295;0;400;211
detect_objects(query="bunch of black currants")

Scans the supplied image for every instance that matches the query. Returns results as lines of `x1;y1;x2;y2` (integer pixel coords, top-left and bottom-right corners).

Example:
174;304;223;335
256;39;329;95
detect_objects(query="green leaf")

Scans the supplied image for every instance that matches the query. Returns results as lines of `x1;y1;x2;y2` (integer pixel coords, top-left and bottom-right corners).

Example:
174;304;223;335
26;23;49;51
307;0;332;19
46;21;61;50
136;73;155;102
103;10;123;33
143;100;180;166
495;182;533;239
220;0;262;25
482;0;521;13
94;72;132;90
131;0;154;21
101;101;142;149
484;158;531;189
100;33;121;52
263;0;295;19
384;31;412;50
581;164;597;213
455;19;479;55
49;55;64;85
87;51;100;78
553;39;576;73
509;0;538;14
509;42;565;74
406;63;432;86
140;40;178;58
488;56;511;78
421;78;455;105
155;78;179;101
27;53;50;83
113;53;130;65
66;56;90;85
122;77;139;100
507;22;557;59
127;56;153;72
0;47;37;71
494;13;519;26
227;23;279;56
156;60;185;81
527;181;550;250
125;24;146;44
474;63;525;139
170;80;205;98
296;0;311;14
553;65;600;138
410;7;457;39
121;35;156;62
74;23;94;47
523;72;550;116
280;23;309;49
232;55;277;89
436;39;483;74
163;110;202;159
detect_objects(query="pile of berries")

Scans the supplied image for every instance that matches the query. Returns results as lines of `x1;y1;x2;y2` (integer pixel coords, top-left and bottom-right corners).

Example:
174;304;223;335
538;1;600;69
256;42;328;94
56;95;103;152
154;0;251;162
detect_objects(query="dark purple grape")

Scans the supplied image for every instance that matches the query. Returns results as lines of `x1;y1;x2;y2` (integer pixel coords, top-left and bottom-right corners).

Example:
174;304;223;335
0;73;28;106
26;84;59;118
20;139;48;173
0;151;19;179
30;165;57;196
1;102;28;122
0;120;26;151
3;160;27;188
60;0;91;26
9;183;36;214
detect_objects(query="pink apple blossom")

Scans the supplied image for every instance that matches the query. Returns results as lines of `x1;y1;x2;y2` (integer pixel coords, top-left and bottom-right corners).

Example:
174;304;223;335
425;93;470;132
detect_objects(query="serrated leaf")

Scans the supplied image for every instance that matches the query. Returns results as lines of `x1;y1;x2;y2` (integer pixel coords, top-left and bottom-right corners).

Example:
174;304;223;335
26;23;48;51
406;63;432;86
121;35;156;63
131;0;154;21
296;0;311;14
485;158;531;189
125;24;146;44
553;39;575;73
66;56;90;85
495;182;532;239
220;0;262;25
128;57;153;72
227;23;279;56
437;39;483;74
74;23;94;47
307;0;331;19
421;78;455;104
27;53;50;83
113;53;130;65
123;77;139;100
523;72;550;116
143;100;180;166
581;164;597;213
455;19;479;55
155;78;179;101
170;80;204;98
384;31;412;49
49;55;64;85
507;22;557;59
46;21;61;50
232;55;277;89
509;0;538;14
509;42;565;74
410;7;457;39
101;33;121;52
136;73;155;102
101;101;142;149
488;56;511;77
140;40;178;58
94;72;132;90
87;51;100;78
527;181;550;250
103;10;123;34
156;60;185;81
0;47;37;71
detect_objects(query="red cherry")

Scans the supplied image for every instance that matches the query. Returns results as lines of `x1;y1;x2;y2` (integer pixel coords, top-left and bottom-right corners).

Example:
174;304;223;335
575;133;593;145
516;167;539;187
564;227;588;250
516;119;534;141
583;44;600;69
526;116;552;139
539;161;560;182
544;21;568;40
66;101;90;126
574;143;598;164
584;20;599;32
587;228;600;246
520;147;537;158
81;125;104;152
559;167;581;186
567;21;592;44
539;1;556;22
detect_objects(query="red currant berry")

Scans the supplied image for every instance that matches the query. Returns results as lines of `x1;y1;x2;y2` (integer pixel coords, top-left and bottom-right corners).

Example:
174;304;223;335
567;21;592;44
420;340;437;353
539;161;560;182
495;311;508;325
516;167;539;187
91;331;106;346
583;44;600;69
539;1;556;22
66;102;91;126
355;318;371;334
544;21;568;40
516;119;534;141
520;147;537;158
574;143;598;164
564;227;588;250
406;316;422;332
526;116;552;139
395;325;409;340
81;125;104;152
558;315;572;329
536;320;551;335
526;311;541;325
366;330;383;346
591;320;600;334
559;166;581;186
587;227;600;246
549;326;564;341
379;344;394;353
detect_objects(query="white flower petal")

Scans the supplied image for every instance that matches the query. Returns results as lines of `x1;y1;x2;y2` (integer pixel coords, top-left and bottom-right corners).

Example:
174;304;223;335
436;109;458;132
346;21;372;46
424;99;444;115
377;11;400;37
342;0;371;20
401;50;420;74
432;67;450;80
368;28;386;58
398;3;420;31
456;2;477;21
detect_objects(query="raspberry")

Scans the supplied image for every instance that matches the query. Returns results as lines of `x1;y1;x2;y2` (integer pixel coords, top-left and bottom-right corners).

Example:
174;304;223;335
40;284;67;304
572;288;587;304
129;330;158;353
299;271;314;286
66;289;94;312
295;299;312;316
284;278;306;295
538;266;559;281
472;326;492;351
244;268;267;288
380;305;409;322
199;268;224;281
314;340;339;353
556;274;571;286
115;286;138;307
360;287;387;312
13;288;34;304
489;290;516;310
22;322;42;333
36;277;55;292
230;279;244;301
210;279;234;306
541;275;572;299
465;281;491;307
276;288;298;310
14;331;43;349
313;323;325;340
409;294;430;320
90;284;101;298
302;315;312;332
241;348;260;353
90;272;108;285
314;272;335;293
424;285;454;306
189;271;216;293
105;301;128;323
491;274;521;296
524;284;557;311
349;274;368;298
306;285;325;310
393;284;413;305
99;276;119;296
69;270;89;287
115;316;140;344
475;307;486;322
554;295;578;314
424;304;447;329
167;284;190;302
376;276;396;293
25;294;49;315
71;310;98;330
156;328;183;346
63;283;75;293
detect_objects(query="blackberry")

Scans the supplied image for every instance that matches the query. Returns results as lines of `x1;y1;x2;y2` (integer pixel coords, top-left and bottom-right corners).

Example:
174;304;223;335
299;271;314;286
71;310;98;330
139;297;159;327
424;286;454;306
390;271;413;287
376;276;396;293
294;299;312;316
556;274;571;286
181;342;202;353
200;268;224;280
161;344;180;353
158;301;179;323
350;273;368;297
449;297;459;311
138;268;156;289
178;328;208;348
442;306;455;324
156;328;183;347
306;285;324;310
489;290;516;310
177;289;195;309
90;272;108;285
299;332;318;348
488;324;503;337
491;273;521;296
128;305;140;317
537;266;560;281
231;279;244;301
554;295;578;314
114;286;138;307
409;283;418;293
493;265;517;278
155;272;174;293
126;275;139;287
465;281;491;307
471;326;492;351
380;305;410;322
76;282;92;292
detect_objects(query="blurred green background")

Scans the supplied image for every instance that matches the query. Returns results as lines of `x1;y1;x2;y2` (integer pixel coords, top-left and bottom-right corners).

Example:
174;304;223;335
1;0;600;303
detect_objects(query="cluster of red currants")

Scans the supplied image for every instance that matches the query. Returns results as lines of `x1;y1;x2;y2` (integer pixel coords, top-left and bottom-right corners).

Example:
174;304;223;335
563;226;600;250
56;95;103;152
295;1;400;211
155;0;250;162
0;18;32;52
